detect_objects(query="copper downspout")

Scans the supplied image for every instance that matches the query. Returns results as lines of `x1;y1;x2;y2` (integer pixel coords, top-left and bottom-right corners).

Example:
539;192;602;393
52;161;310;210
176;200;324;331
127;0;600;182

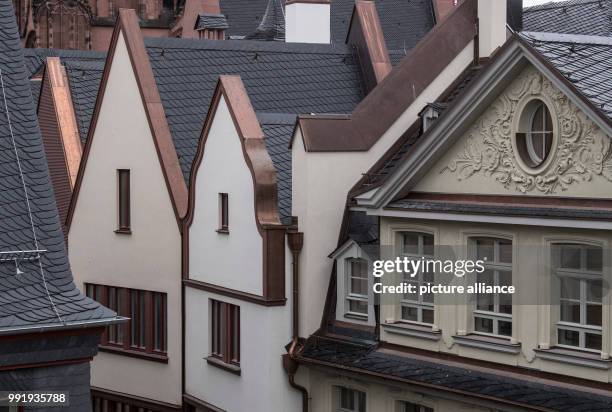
283;230;309;412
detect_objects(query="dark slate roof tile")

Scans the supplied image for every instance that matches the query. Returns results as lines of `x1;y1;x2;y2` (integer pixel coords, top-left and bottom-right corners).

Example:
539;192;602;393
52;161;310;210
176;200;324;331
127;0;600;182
299;337;612;410
145;37;364;181
523;0;612;36
0;1;116;331
22;48;106;79
521;31;612;119
196;13;230;30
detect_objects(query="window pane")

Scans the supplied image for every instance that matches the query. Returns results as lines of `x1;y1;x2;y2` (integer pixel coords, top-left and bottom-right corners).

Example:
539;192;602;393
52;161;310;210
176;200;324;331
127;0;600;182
476;270;494;312
139;292;146;347
130;291;137;346
357;391;366;412
560;300;581;323
403;233;419;255
154;293;162;351
349;300;368;314
587;279;602;303
118;170;130;229
116;290;124;343
475;238;494;261
558;328;579;347
401;306;418;322
586;304;602;327
559;245;581;269
560;277;580;300
403;280;418;302
340;387;353;409
585;333;602;351
586;247;603;272
422;308;434;324
498;240;512;264
474;317;493;333
350;277;368;296
422;234;434;256
498;320;512;337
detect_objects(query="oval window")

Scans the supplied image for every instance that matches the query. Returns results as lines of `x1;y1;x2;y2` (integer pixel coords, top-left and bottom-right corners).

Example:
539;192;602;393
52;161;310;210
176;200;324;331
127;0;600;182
516;100;554;169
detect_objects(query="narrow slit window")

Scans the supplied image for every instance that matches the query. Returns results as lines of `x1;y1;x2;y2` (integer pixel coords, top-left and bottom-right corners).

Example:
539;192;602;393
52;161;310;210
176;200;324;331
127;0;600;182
118;170;130;231
219;193;229;232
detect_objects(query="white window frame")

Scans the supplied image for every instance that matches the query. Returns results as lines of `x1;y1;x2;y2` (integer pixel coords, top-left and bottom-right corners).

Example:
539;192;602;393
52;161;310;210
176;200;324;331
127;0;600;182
471;237;513;338
345;258;369;318
399;232;434;326
554;243;603;353
335;386;366;412
397;400;434;412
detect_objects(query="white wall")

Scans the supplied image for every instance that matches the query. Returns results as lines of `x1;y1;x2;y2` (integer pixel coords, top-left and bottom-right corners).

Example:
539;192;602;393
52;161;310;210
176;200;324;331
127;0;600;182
68;33;182;405
285;2;331;44
292;42;475;337
189;96;264;296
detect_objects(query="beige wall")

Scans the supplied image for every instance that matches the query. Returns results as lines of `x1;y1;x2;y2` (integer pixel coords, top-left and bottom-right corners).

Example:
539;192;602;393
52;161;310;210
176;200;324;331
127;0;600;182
68;32;182;405
378;217;612;383
302;368;493;412
415;65;612;198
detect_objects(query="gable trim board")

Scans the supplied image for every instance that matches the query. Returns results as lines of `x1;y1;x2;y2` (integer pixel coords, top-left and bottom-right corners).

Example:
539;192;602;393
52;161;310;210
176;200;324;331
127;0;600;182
183;75;286;305
354;34;612;211
66;9;188;233
346;0;392;93
292;0;478;152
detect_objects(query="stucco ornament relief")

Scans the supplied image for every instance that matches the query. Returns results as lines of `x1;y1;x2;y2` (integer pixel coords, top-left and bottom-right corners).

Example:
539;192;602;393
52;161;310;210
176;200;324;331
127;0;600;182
442;68;612;193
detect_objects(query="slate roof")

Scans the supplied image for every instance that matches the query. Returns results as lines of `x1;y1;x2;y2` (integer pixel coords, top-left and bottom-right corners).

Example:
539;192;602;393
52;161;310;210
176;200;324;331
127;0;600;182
522;0;612;36
0;1;116;332
22;48;106;79
144;37;365;181
219;0;434;55
299;337;612;411
63;60;106;144
521;31;612;119
257;113;295;225
195;13;230;30
245;0;285;41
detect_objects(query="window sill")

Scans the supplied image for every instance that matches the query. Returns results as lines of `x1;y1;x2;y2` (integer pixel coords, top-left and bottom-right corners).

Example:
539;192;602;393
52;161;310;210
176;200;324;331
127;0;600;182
206;356;241;376
382;322;441;341
114;228;132;235
453;334;521;354
216;228;230;235
344;312;368;321
534;347;611;370
98;345;168;363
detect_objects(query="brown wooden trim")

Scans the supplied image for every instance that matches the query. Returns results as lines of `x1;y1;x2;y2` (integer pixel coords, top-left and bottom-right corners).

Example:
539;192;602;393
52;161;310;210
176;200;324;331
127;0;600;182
91;387;181;412
346;0;391;93
0;356;92;372
66;9;188;235
182;76;286;301
98;345;169;363
184;279;286;306
0;326;105;342
183;393;226;412
295;0;477;152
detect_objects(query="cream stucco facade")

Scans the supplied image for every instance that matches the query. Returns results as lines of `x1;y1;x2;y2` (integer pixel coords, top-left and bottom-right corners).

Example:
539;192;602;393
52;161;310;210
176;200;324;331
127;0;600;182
68;32;183;406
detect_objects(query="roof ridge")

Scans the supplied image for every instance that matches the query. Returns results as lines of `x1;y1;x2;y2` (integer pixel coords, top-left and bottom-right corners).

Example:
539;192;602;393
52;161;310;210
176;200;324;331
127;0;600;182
524;0;609;13
521;30;612;46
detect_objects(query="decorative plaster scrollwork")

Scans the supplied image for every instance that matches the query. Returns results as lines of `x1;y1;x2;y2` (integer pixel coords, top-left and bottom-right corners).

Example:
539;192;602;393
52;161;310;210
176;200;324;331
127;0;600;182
442;68;612;193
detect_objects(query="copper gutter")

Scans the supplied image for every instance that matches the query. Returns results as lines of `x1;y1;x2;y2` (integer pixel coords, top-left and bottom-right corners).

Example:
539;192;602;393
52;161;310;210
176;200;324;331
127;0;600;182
283;230;308;412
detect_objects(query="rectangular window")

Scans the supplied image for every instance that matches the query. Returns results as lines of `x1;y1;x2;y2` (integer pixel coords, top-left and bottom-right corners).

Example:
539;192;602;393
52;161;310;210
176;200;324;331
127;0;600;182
210;300;240;365
118;169;130;231
346;258;368;316
554;244;603;352
335;386;366;412
218;193;229;232
85;284;167;355
397;401;434;412
472;238;513;337
400;232;434;325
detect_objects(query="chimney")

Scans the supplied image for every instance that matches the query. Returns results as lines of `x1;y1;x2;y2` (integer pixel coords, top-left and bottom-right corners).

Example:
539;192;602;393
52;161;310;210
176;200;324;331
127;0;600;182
285;0;331;44
477;0;506;58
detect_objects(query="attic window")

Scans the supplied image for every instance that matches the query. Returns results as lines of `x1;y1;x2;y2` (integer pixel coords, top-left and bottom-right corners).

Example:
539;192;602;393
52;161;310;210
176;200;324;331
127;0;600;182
516;99;554;170
218;193;229;233
116;170;130;233
420;103;445;132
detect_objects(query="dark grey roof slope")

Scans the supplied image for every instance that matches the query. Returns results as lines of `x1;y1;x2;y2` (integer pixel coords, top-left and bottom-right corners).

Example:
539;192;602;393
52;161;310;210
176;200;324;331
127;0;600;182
63;60;105;144
299;337;612;411
245;0;285;41
219;0;434;56
22;48;106;78
0;1;116;332
257;113;295;225
195;13;230;30
145;37;364;180
521;31;612;119
523;0;612;36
